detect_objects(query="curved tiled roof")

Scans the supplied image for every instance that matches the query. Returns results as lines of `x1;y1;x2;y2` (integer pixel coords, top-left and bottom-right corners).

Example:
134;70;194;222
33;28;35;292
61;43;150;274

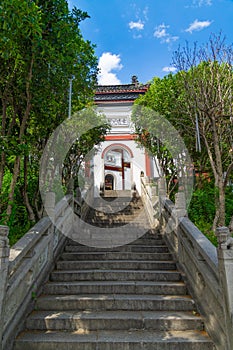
94;78;149;103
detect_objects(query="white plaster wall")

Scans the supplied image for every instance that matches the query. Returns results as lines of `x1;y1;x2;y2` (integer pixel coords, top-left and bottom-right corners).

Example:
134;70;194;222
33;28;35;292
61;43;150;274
97;104;133;134
93;103;160;197
93;139;146;196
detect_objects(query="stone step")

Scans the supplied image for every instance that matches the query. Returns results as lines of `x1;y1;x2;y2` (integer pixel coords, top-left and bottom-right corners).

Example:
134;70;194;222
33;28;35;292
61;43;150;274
94;197;142;202
64;245;169;253
43;281;187;295
50;269;181;282
92;212;143;218
60;251;173;261
88;211;145;216
89;207;143;215
25;310;204;331
56;260;177;271
93;206;143;211
90;205;143;212
36;294;195;312
89;213;146;219
87;221;149;227
14;329;214;350
87;221;148;228
88;217;149;228
90;199;145;216
103;190;132;197
66;236;164;246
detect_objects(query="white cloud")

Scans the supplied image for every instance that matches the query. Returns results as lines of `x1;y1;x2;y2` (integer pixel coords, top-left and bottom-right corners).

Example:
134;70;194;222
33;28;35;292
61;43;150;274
154;24;179;44
129;20;144;30
154;24;169;38
143;6;149;21
185;19;212;33
164;36;179;44
192;0;212;6
98;52;123;85
128;5;148;38
162;66;177;73
186;0;212;8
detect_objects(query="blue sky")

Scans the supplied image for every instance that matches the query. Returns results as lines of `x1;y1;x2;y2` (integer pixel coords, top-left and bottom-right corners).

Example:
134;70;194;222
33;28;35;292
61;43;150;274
68;0;233;85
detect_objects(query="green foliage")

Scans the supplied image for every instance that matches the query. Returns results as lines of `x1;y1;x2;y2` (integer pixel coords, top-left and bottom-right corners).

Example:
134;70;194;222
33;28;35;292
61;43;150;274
0;169;33;245
188;181;233;246
0;0;100;244
188;183;216;245
134;36;233;228
6;205;33;246
188;184;216;223
132;102;190;198
226;185;233;226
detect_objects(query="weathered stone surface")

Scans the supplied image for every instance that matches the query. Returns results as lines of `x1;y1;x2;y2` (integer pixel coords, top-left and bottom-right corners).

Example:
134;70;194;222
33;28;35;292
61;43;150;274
13;195;214;350
14;330;214;350
2;196;73;350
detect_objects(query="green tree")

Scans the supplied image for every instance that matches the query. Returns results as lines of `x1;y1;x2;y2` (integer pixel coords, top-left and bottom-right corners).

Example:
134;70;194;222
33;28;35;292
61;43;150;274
0;0;98;227
62;108;110;187
133;33;233;231
172;33;233;229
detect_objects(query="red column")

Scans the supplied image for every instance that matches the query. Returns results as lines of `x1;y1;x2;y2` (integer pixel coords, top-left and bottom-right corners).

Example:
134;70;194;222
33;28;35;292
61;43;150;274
121;149;125;190
145;151;151;177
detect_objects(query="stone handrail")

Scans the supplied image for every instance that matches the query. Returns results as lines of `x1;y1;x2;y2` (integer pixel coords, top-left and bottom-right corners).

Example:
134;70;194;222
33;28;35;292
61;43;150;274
0;193;73;350
140;176;159;227
158;188;233;350
74;181;94;220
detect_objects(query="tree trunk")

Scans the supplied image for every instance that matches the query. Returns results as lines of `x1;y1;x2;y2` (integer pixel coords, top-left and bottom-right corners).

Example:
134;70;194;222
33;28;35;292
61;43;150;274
0;100;7;212
0;153;6;203
23;156;36;222
212;177;226;233
6;156;20;220
211;115;226;228
5;56;34;220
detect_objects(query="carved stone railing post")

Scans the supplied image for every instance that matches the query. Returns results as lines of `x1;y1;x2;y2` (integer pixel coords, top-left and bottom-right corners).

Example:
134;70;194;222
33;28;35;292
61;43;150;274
216;226;233;350
158;178;167;229
0;225;10;350
175;192;186;222
67;179;74;215
158;177;166;197
44;192;56;261
67;178;74;195
76;187;82;202
175;192;187;262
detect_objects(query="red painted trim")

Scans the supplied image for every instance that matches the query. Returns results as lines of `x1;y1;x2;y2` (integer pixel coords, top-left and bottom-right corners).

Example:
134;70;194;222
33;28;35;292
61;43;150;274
95;100;135;104
145;152;151;177
105;134;136;141
105;165;122;172
102;143;134;159
95;89;148;94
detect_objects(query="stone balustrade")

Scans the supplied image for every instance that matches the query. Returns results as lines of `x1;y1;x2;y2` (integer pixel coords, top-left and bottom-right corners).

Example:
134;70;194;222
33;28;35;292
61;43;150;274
140;176;159;227
0;194;73;350
74;180;94;220
1;178;233;350
157;180;233;350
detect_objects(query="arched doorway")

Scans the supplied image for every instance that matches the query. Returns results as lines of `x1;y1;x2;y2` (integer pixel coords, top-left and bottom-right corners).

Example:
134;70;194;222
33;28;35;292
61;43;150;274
103;146;132;190
105;174;114;190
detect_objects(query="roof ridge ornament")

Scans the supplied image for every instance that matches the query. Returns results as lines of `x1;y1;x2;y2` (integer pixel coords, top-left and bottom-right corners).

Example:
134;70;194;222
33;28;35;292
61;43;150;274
131;75;139;86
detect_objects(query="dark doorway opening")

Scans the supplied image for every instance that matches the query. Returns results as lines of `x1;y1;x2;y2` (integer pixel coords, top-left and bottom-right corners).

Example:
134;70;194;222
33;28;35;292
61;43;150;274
105;174;114;190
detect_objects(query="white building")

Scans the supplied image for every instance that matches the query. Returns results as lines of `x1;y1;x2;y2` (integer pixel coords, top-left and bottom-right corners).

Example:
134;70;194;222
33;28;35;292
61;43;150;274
91;77;158;197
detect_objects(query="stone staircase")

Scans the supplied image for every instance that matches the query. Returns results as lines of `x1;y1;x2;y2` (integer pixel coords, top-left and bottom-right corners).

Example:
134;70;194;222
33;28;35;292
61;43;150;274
87;195;148;227
14;195;215;349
